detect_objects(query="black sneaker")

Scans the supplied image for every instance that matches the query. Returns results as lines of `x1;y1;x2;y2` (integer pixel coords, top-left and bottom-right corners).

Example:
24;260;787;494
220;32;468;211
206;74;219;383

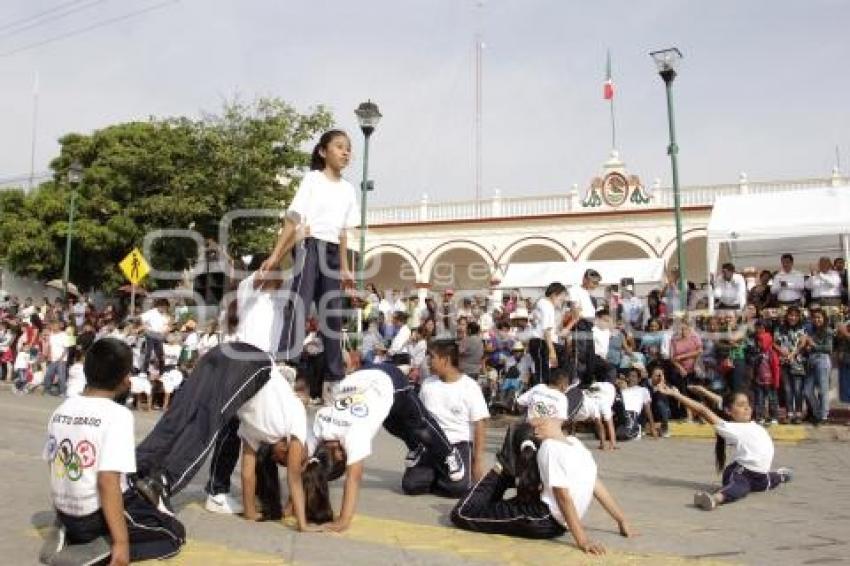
405;445;426;468
445;448;465;482
134;475;174;516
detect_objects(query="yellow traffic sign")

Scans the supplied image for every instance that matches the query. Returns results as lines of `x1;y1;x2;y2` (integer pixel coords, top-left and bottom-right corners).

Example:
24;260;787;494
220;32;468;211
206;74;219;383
119;248;150;285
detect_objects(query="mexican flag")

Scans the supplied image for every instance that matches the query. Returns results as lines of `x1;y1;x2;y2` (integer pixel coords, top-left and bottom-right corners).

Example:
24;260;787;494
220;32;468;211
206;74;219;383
603;50;614;100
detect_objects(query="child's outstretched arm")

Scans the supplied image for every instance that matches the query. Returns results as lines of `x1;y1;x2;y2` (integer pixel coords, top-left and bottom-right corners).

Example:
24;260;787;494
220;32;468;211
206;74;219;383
553;486;606;555
593;478;636;538
657;383;722;425
687;384;722;409
323;461;364;533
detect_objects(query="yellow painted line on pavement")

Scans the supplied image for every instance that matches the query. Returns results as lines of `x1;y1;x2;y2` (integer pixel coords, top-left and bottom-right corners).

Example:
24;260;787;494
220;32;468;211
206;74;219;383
669;422;807;442
318;514;728;566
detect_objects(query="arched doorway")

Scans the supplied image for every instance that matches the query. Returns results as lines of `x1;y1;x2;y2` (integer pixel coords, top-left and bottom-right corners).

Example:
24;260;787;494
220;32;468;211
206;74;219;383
364;250;419;294
424;244;493;292
585;240;652;261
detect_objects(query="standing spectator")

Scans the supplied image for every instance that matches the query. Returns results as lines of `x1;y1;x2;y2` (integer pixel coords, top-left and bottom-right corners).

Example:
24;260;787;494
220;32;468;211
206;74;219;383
141;298;170;373
197;321;220;358
77;321;96;354
459;321;484;382
565;270;602;386
773;307;808;424
44;321;68;396
837;316;850;406
620;286;645;332
663;267;683;311
71;295;87;329
668;319;704;421
752;321;780;425
0;321;13;381
834;257;848;305
646;290;663;321
771;253;805;307
700;316;723;394
748;270;774;311
529;282;568;387
640;318;665;366
714;263;747;312
802;308;834;424
408;294;426;330
806;256;842;307
591;310;613;383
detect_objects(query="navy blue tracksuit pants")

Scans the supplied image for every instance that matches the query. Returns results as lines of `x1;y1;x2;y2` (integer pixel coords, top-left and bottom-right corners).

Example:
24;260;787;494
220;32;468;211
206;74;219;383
278;237;345;381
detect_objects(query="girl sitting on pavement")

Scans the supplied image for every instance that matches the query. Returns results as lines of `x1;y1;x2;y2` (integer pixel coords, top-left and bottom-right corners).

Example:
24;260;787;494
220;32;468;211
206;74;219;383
655;383;793;510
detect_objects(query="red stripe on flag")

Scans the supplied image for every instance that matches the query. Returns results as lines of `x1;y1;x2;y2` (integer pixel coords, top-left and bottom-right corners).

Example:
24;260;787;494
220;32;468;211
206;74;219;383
603;80;614;100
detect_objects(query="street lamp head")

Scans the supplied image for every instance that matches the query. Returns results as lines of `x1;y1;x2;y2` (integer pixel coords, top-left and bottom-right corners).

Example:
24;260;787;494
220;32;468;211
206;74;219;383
650;47;683;83
355;100;382;137
67;160;84;186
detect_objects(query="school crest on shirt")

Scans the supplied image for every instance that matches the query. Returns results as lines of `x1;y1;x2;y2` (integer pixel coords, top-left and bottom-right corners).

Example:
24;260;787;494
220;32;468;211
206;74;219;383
531;401;557;418
53;438;97;482
334;392;369;418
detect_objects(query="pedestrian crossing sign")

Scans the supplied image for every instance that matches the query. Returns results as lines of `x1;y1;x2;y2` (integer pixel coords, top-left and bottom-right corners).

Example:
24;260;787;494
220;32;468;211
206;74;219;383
119;248;150;285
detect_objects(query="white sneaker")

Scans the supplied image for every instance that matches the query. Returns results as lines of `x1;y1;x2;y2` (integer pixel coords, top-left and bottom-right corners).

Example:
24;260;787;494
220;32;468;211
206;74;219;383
205;492;243;515
445;448;466;482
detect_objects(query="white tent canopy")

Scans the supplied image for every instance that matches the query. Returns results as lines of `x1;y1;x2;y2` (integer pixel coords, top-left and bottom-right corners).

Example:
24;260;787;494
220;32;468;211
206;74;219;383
496;259;666;293
706;186;850;275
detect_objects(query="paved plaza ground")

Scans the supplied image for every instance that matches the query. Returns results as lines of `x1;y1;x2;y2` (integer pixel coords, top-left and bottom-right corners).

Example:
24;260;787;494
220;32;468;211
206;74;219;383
2;388;849;566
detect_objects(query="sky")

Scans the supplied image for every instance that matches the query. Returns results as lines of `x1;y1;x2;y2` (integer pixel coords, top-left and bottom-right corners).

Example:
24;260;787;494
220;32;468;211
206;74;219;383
0;0;848;206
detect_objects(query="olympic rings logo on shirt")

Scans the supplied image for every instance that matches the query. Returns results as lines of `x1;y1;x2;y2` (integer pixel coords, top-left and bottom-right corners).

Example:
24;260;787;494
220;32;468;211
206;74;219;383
334;393;369;418
52;438;97;482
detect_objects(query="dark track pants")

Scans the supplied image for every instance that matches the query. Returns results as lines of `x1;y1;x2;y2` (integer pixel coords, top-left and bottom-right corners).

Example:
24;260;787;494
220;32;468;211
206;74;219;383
278;238;344;380
57;490;185;562
403;441;472;498
450;469;565;539
719;463;783;503
135;343;273;494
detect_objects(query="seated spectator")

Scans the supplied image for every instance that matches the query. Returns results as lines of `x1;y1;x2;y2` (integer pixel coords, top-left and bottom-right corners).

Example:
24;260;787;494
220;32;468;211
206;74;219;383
613;368;657;440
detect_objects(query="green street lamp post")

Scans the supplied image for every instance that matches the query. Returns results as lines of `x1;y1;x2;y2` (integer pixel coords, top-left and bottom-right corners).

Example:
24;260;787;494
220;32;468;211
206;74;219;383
63;160;83;302
650;47;688;312
354;100;381;292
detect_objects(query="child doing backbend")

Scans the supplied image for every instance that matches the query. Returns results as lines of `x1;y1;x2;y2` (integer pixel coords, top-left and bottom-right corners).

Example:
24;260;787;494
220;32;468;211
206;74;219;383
451;418;634;556
656;383;793;510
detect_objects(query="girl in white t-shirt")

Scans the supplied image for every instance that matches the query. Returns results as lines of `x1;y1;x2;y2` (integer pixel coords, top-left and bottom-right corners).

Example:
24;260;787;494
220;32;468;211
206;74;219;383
613;369;657;441
572;381;618;450
656;384;793;510
528;282;567;387
451;418;634;555
260;130;358;386
517;368;570;420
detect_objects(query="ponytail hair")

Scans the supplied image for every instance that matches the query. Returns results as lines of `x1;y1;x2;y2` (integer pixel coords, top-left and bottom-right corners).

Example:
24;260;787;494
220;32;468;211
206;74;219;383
514;440;542;503
310;129;349;171
301;446;334;524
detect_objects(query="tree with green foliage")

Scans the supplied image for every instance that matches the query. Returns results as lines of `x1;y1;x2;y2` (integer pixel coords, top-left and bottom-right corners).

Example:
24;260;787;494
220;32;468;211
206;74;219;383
0;97;333;293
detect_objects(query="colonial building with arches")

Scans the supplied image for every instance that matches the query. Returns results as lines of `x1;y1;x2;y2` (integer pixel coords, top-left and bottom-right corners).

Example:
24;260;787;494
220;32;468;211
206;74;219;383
361;155;847;297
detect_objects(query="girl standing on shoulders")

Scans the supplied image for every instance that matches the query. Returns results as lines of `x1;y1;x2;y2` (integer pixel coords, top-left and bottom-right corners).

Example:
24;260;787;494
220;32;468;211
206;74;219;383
655;383;793;511
261;130;358;393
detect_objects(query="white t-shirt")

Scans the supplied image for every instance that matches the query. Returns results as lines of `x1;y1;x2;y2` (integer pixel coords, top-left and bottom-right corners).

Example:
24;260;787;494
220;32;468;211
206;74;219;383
530;298;556;341
141;308;168;334
309;369;395;465
163;343;181;367
66;363;86;398
198;333;219;357
44;396;135;517
517;384;569;420
49;332;68;363
418;374;489;444
388;325;411;355
238;367;307;451
287;170;359;244
569;285;596;321
538;437;597;528
236;273;287;354
771;270;805;303
620;385;651;414
592;326;610;358
806;270;842;299
575;381;616;421
714;421;774;474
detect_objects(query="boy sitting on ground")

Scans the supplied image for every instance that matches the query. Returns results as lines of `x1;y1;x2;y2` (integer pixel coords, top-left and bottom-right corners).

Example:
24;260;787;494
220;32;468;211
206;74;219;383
43;338;185;565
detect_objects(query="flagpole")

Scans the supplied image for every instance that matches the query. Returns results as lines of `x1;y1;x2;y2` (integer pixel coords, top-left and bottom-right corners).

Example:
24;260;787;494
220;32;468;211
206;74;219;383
610;95;616;151
29;71;39;191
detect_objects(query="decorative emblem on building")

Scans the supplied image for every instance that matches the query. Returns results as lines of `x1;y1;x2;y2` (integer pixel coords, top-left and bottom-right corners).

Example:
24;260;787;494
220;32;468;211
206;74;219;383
581;150;652;209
